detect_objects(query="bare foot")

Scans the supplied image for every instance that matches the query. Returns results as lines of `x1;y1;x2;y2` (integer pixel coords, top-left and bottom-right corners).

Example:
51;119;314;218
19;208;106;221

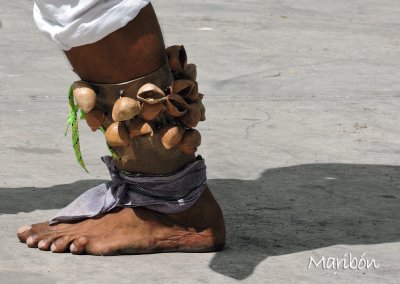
17;186;225;255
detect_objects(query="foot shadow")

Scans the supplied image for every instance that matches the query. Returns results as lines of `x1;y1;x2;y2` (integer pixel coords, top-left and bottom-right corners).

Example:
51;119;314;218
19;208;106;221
0;164;398;280
208;163;400;279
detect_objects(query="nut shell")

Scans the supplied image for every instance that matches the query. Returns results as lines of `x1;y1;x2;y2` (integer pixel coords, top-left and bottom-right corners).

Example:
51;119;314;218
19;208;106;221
137;83;166;104
184;63;197;81
105;122;130;147
141;103;165;121
179;129;201;155
129;118;153;138
166;45;187;75
72;81;96;113
85;109;105;131
112;97;141;122
196;100;206;121
160;125;185;149
179;103;202;128
172;80;195;98
165;94;190;117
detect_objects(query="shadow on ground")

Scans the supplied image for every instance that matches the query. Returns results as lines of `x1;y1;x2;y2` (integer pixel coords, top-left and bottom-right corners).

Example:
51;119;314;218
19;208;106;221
209;163;400;279
1;163;399;280
0;180;107;214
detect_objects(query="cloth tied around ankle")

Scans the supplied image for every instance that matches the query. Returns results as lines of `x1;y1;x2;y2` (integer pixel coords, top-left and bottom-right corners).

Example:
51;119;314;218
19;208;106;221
50;156;207;225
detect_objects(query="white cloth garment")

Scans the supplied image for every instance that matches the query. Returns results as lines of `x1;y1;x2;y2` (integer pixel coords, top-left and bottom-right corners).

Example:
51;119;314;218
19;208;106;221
33;0;151;50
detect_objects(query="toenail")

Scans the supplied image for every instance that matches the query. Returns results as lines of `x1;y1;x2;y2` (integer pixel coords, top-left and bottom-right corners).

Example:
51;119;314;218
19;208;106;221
17;225;31;234
51;243;57;252
70;244;76;252
38;240;46;249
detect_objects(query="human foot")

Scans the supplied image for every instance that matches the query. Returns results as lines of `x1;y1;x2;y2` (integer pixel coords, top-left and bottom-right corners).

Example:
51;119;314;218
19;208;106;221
17;187;225;255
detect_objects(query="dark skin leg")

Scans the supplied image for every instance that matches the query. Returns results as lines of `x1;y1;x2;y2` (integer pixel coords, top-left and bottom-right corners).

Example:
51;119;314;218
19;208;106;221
65;4;167;84
17;3;225;254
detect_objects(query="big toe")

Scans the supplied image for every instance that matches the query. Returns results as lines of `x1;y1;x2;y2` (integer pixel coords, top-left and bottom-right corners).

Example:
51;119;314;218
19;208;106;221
17;225;32;242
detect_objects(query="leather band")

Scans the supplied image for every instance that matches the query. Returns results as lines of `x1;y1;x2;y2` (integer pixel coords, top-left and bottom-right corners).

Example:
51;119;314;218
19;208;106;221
82;62;173;128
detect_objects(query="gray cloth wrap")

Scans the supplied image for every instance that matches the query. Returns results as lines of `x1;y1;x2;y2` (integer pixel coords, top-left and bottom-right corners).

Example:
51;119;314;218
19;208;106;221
50;156;207;224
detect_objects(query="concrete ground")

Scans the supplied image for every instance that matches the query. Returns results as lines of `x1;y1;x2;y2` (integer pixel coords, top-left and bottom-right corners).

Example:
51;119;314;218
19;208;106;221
0;0;399;283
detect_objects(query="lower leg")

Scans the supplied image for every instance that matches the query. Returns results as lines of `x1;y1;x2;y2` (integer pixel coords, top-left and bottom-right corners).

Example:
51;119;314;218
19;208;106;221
65;4;167;84
17;3;225;254
67;3;194;175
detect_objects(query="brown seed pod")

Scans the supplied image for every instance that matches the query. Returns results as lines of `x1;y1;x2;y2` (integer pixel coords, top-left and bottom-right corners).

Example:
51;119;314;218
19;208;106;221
85;109;105;131
141;103;165;121
179;129;201;155
186;92;201;103
184;63;197;81
72;81;96;113
195;100;206;121
137;83;166;104
166;45;187;75
129;118;153;138
160;125;185;149
172;80;195;98
105;122;130;147
172;80;200;103
165;93;190;117
112;97;141;122
137;83;166;121
179;103;202;128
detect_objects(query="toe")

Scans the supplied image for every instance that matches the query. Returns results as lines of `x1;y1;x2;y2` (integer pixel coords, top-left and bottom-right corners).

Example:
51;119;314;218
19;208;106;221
85;237;116;256
51;235;74;253
17;225;32;242
26;234;41;248
70;236;88;255
38;234;61;251
38;240;48;251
